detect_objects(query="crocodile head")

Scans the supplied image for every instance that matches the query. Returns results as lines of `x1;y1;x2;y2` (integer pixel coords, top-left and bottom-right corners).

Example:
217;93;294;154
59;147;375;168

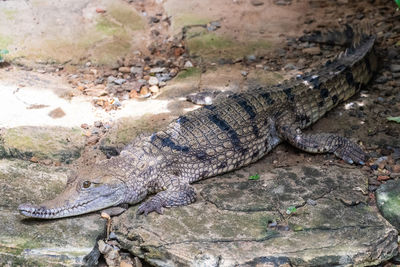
18;159;132;219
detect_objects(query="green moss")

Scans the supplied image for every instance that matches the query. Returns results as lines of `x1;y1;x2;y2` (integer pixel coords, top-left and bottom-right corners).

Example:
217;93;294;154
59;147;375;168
187;33;233;52
108;4;144;31
3;9;17;20
187;32;271;61
96;17;121;35
4;129;35;150
2;127;84;162
91;37;131;65
96;2;144;35
0;35;13;49
175;67;201;80
174;14;210;30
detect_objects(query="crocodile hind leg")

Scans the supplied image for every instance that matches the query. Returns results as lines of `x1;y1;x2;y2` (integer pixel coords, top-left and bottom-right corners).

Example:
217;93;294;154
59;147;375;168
137;183;196;216
277;122;368;165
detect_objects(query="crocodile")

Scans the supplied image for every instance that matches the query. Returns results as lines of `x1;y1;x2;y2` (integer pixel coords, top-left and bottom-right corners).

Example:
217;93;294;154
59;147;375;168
19;28;377;219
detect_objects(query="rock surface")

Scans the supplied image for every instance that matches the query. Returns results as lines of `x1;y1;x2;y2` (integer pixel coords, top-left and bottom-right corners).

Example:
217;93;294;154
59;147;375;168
376;179;400;231
111;164;398;266
0;159;104;266
0;126;85;163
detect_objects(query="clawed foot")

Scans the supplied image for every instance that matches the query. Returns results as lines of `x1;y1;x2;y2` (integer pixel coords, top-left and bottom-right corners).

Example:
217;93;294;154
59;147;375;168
333;139;369;165
137;200;164;216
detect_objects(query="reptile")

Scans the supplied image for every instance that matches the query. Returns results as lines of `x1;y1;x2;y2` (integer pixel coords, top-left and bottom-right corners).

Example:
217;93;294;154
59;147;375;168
19;27;377;219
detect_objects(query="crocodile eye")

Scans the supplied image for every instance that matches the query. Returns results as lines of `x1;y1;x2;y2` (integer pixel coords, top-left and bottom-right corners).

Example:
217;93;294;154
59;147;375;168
82;181;91;188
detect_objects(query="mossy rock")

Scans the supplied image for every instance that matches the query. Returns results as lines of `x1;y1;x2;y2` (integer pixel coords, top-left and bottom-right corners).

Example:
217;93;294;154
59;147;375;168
376;179;400;230
112;165;398;266
0;159;104;266
186;31;272;62
0;126;85;163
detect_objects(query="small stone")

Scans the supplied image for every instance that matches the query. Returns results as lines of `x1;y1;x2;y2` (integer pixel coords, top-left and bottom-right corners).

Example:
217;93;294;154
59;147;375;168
77;86;85;91
94;121;103;128
150;16;160;23
390;64;400;73
109;232;118;240
149;67;166;73
392;165;400;173
274;0;292;5
30;156;39;163
174;47;185;57
184;61;194;68
120;260;133;267
148;76;159;86
85;88;108;97
390;173;400;178
302;47;321;55
207;21;221;31
80;123;89;129
130;66;143;75
241;71;248;77
149;85;159;93
377;175;390;181
375;76;388;84
42;159;52;165
111;97;121;107
85;62;91;67
283;63;297;70
96;7;106;13
95;77;104;84
156;73;172;82
107;76;116;83
118;67;131;73
245;54;257;62
129;90;138;98
86;135;100;145
170;68;178;77
113;79;126;85
140;86;149;95
251;0;264;6
307;199;317;206
97;240;112;254
48;107;66;119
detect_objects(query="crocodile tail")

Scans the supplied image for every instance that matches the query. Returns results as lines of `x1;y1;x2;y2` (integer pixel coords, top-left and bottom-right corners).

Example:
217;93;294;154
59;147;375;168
299;23;374;47
294;24;377;128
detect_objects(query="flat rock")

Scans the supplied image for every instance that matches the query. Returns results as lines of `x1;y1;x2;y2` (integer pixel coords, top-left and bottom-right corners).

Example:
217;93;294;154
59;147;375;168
0;159;104;266
0;126;85;163
390;64;400;73
302;46;321;55
112;164;398;266
376;179;400;230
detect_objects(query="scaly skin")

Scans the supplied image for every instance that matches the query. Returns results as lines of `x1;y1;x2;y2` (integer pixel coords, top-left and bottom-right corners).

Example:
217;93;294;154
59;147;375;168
19;31;377;219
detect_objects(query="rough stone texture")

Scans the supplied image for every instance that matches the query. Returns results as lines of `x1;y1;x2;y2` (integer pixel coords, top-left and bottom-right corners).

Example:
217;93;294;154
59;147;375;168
0;159;104;266
0;0;145;65
112;163;398;266
376;179;400;231
0;126;85;163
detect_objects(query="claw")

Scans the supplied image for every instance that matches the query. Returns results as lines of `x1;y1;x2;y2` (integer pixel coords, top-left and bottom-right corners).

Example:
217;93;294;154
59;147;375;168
137;200;164;216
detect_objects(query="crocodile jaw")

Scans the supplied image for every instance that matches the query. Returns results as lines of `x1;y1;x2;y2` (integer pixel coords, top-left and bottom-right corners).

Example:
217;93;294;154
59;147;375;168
18;182;126;219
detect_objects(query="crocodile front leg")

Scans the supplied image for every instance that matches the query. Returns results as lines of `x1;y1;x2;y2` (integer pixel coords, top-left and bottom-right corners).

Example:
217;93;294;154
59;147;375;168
277;121;368;165
137;183;196;216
